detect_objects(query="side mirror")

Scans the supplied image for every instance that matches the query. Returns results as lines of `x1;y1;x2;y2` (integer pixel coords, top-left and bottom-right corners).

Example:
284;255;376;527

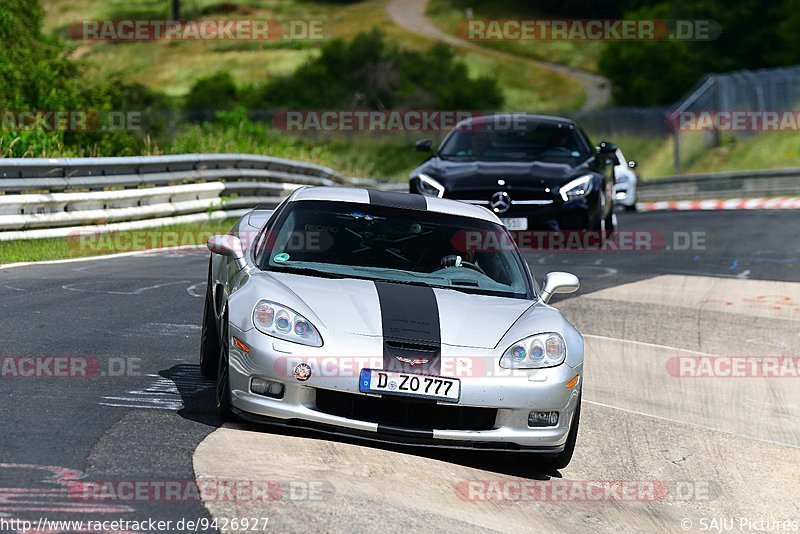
208;234;247;271
540;272;580;303
628;160;637;169
415;139;433;153
595;141;618;154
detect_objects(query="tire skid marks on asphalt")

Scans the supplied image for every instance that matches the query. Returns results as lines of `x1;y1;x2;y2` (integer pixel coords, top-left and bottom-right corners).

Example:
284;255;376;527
99;365;211;411
586;274;800;320
0;283;26;291
62;279;192;296
127;323;202;338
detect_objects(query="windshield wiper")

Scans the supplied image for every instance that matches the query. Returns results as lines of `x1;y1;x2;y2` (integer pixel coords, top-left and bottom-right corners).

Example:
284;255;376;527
439;154;476;161
377;278;432;287
269;265;350;279
379;278;496;296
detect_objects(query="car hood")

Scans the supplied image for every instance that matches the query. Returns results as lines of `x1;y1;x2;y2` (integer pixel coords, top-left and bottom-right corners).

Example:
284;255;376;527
259;272;534;349
413;158;591;194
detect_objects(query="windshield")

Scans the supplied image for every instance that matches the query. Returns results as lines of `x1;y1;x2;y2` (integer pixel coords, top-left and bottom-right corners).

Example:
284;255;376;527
439;121;590;162
256;200;532;299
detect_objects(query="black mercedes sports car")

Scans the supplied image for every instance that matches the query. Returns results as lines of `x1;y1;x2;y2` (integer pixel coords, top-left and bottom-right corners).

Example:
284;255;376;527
408;114;618;233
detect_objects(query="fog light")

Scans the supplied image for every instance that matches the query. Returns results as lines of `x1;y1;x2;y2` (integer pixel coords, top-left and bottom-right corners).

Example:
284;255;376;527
250;377;285;399
528;411;559;427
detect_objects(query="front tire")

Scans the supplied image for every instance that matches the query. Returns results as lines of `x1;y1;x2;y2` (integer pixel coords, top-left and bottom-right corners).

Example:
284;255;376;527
215;305;234;421
540;392;581;470
200;261;220;379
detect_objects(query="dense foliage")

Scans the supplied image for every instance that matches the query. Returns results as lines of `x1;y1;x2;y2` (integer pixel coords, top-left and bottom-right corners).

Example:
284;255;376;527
0;0;170;156
431;0;800;106
598;0;799;105
185;30;504;114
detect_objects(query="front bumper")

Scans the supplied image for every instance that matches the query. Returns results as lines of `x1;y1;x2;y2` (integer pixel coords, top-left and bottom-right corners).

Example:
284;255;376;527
456;197;598;231
227;325;583;452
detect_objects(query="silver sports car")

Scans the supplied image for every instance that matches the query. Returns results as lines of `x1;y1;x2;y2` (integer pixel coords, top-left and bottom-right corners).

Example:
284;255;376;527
201;187;584;468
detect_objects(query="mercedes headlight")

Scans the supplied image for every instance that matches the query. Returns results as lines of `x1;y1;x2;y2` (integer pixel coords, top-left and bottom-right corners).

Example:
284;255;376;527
416;173;445;198
253;300;323;347
559;175;593;201
500;333;566;369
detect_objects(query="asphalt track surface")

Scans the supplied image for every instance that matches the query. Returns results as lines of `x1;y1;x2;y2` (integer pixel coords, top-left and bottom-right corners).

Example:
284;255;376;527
1;210;799;533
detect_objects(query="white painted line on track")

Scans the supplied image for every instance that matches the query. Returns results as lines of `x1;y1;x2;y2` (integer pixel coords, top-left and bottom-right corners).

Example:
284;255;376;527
583;399;800;450
0;245;204;270
583;334;711;355
583;333;800;450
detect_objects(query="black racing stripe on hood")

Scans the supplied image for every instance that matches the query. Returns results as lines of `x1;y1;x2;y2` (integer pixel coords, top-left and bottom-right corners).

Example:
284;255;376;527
367;189;427;210
374;281;441;375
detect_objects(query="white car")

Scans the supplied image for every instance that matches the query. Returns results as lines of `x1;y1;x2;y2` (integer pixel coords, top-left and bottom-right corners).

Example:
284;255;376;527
613;148;639;211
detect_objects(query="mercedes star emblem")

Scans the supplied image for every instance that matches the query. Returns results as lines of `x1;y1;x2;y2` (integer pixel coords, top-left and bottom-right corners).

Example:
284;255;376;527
489;191;512;214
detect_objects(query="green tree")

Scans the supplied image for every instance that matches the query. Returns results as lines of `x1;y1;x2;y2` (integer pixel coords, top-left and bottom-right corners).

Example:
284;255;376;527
599;0;799;105
251;29;503;111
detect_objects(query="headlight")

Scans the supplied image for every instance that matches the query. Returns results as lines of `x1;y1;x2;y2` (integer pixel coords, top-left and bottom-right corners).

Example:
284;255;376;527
500;332;566;369
559;175;593;201
253;300;323;347
416;173;445;198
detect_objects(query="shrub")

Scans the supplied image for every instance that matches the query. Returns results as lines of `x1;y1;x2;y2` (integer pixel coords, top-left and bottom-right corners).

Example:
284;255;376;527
251;29;503;111
184;72;239;118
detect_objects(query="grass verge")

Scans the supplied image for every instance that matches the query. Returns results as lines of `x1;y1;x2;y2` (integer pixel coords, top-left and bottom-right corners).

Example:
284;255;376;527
0;218;238;264
168;115;426;180
601;131;800;179
426;0;603;72
42;0;584;110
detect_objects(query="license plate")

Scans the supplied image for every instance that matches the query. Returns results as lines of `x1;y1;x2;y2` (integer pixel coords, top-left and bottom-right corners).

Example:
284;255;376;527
359;369;460;402
501;217;528;230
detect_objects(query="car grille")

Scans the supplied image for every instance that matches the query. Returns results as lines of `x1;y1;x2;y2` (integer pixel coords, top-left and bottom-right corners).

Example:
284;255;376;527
451;189;554;202
314;389;497;431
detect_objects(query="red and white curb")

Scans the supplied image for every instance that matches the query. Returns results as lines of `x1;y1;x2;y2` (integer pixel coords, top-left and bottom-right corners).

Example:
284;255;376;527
639;197;800;212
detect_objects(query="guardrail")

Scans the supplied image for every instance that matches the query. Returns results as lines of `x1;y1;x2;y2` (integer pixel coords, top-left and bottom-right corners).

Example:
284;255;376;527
638;167;800;201
0;154;372;241
1;154;797;241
